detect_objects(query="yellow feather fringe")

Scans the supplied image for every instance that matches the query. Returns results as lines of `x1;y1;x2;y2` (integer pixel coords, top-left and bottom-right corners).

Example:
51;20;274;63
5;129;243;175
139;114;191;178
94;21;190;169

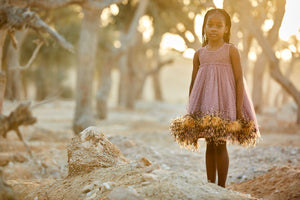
169;113;260;152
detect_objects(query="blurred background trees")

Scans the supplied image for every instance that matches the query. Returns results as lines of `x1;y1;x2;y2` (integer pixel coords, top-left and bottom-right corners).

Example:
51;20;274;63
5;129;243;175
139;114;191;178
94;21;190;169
0;0;299;133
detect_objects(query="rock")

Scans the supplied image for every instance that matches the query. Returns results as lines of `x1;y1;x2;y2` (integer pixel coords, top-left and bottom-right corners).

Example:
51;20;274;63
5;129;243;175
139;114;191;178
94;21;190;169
139;157;151;166
102;182;116;190
107;186;144;200
142;173;157;182
67;126;129;176
141;181;150;186
123;139;135;148
144;163;160;173
81;184;93;194
0;170;18;200
0;153;27;167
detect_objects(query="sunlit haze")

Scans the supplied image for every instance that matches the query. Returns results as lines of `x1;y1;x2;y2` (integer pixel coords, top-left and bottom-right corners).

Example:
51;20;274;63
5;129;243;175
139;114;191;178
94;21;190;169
160;0;299;59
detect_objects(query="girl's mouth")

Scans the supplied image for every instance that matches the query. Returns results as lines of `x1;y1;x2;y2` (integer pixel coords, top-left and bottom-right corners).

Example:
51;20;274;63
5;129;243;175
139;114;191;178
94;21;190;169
208;33;218;37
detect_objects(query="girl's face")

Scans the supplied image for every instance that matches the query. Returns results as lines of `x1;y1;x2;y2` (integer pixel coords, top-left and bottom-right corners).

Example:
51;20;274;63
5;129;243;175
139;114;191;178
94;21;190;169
204;13;228;43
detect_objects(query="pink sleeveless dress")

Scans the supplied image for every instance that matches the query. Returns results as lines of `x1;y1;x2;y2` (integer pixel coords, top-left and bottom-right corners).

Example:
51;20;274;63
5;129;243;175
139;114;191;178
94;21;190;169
170;43;260;151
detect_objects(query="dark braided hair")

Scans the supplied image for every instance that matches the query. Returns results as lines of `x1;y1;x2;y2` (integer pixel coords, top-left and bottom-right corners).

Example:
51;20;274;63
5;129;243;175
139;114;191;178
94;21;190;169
201;8;231;47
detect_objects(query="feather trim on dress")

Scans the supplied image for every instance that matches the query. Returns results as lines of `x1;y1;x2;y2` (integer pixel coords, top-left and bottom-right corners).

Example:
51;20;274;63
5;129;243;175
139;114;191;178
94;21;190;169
169;112;260;152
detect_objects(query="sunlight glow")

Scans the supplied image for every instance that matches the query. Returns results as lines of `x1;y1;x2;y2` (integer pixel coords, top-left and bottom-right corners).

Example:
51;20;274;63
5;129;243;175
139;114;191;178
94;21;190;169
262;19;274;32
279;0;300;41
281;49;292;60
249;52;257;61
195;15;204;41
275;51;281;59
110;4;119;16
100;8;111;27
113;40;121;48
177;23;186;32
185;31;195;43
289;45;297;53
188;12;195;19
183;0;190;5
183;48;195;59
160;33;186;52
158;0;298;59
138;15;154;43
213;0;223;8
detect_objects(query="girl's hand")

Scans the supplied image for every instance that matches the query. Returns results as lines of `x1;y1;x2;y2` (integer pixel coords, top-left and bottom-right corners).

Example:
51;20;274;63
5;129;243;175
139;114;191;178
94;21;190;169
236;110;243;121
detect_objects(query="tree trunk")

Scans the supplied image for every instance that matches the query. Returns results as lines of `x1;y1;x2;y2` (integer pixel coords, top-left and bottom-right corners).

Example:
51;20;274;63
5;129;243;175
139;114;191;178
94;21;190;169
277;57;296;106
238;0;286;113
264;69;272;107
118;52;130;107
35;65;48;100
135;76;147;100
0;29;7;114
73;9;100;134
128;34;147;101
96;55;113;119
118;0;149;108
6;31;27;100
244;3;300;124
252;56;267;113
298;108;300;125
240;33;252;78
152;72;162;101
152;48;163;101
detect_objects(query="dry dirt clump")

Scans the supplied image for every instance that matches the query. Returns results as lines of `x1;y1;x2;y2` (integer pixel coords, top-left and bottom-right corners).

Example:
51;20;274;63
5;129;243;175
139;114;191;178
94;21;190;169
67;126;129;176
229;165;300;200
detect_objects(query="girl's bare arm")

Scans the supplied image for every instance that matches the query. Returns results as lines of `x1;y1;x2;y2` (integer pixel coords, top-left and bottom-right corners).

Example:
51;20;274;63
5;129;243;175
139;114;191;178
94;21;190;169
189;50;200;96
230;45;244;119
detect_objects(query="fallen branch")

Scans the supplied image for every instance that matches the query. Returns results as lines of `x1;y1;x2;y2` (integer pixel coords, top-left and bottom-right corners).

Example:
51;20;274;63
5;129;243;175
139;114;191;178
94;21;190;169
0;102;37;157
31;92;61;109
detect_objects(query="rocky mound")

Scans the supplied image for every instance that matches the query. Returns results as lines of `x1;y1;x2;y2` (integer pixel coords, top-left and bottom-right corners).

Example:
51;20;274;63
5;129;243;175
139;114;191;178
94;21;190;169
21;127;254;200
67;126;129;176
229;165;300;200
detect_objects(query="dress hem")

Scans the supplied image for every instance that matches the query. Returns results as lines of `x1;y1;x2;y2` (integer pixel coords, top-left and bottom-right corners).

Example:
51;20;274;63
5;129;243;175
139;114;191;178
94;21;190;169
169;112;261;152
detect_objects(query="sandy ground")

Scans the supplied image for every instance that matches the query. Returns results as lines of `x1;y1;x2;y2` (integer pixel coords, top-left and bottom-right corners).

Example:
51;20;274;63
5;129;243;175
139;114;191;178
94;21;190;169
1;53;299;199
0;99;299;199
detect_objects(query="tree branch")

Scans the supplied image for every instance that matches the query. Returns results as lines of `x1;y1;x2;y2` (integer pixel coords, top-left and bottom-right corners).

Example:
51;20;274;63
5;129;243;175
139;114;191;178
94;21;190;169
9;41;43;71
83;0;125;10
32;17;74;53
1;6;74;53
241;1;300;108
2;0;124;10
119;0;149;51
146;58;174;76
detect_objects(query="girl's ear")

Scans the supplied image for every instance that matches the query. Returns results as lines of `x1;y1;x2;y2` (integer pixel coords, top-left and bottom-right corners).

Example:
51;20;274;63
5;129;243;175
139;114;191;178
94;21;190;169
225;26;229;34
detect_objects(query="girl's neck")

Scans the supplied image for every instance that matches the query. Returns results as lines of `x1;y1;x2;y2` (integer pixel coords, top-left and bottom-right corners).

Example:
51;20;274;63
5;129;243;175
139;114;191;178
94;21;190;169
206;40;225;50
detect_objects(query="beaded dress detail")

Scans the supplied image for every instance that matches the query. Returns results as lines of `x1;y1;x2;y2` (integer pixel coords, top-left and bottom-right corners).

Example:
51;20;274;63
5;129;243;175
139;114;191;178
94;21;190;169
170;43;260;151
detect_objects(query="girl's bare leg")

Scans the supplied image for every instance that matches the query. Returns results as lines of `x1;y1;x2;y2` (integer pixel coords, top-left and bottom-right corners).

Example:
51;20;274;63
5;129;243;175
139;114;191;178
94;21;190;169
205;141;217;183
215;142;229;187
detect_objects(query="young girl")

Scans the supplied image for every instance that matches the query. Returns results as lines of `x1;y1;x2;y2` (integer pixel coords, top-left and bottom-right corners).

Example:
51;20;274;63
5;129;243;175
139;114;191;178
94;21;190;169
170;8;260;187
